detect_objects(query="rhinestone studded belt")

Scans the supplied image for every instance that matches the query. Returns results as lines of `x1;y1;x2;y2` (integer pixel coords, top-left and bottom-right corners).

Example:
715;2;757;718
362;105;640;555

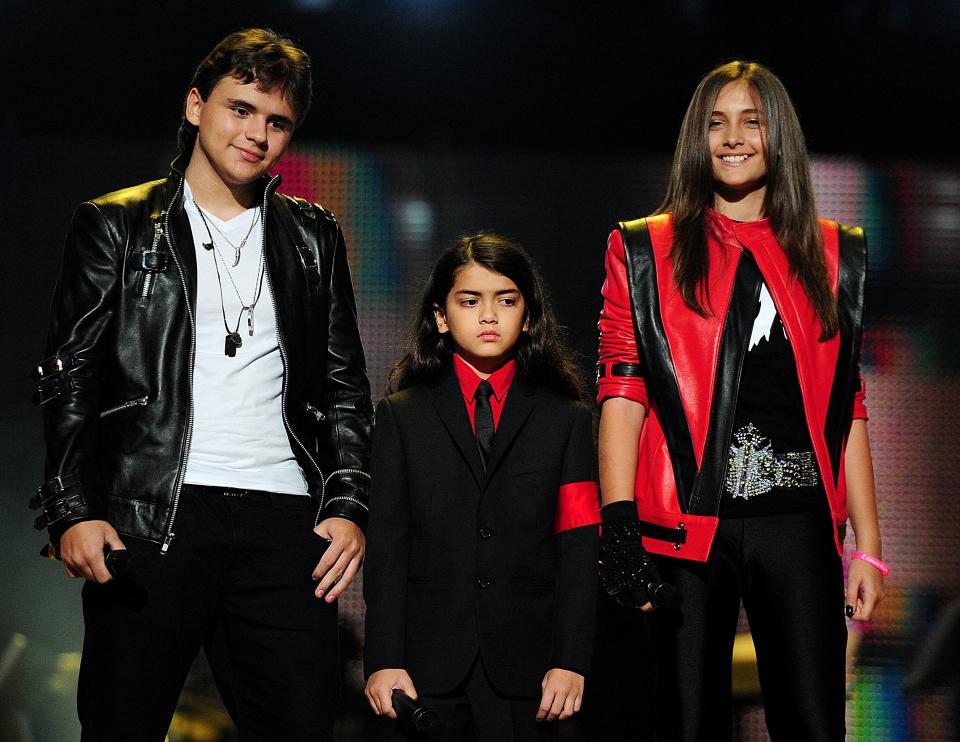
724;423;819;499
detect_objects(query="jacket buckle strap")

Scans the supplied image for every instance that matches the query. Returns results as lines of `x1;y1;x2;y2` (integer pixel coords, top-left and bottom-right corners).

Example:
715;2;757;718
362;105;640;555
30;471;82;510
596;362;644;381
137;250;169;272
33;490;87;530
639;520;687;550
296;200;317;220
295;245;322;296
32;354;77;405
32;373;74;406
33;353;75;381
32;473;86;530
296;245;322;285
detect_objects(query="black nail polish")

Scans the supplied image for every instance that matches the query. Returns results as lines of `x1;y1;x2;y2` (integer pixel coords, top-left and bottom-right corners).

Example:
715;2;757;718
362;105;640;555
845;604;854;618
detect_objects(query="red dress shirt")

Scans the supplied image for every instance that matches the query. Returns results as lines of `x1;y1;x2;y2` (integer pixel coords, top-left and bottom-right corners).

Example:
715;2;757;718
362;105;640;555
453;354;517;432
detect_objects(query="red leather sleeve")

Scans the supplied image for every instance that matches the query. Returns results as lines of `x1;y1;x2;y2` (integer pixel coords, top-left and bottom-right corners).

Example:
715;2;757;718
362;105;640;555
597;230;648;407
850;330;868;421
852;371;868;421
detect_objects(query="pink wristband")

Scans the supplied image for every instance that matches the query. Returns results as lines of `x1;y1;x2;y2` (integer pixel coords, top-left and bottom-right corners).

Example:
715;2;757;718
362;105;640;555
852;551;890;576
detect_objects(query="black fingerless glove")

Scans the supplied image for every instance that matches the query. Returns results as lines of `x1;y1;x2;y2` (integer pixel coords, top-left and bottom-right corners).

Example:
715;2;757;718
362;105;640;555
599;501;681;610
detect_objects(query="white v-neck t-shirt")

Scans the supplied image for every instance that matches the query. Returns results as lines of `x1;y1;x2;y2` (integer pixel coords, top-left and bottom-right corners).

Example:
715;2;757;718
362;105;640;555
182;181;308;495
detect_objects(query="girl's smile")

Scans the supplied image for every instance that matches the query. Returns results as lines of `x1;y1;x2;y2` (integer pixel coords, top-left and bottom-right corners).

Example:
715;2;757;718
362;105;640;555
709;80;768;221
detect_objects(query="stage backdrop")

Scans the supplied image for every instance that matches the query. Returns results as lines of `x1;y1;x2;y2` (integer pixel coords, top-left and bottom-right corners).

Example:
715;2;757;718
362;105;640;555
1;142;956;741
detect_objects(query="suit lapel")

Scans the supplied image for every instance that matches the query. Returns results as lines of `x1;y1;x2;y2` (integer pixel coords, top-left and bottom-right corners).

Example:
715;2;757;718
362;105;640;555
429;368;486;487
483;375;536;487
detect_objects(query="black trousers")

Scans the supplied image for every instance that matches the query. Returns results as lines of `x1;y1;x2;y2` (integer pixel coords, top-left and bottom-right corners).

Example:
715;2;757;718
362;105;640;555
395;654;555;742
78;486;339;742
652;509;847;742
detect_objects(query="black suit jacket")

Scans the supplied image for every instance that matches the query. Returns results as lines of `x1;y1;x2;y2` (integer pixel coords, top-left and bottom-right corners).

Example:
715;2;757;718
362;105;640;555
363;367;600;697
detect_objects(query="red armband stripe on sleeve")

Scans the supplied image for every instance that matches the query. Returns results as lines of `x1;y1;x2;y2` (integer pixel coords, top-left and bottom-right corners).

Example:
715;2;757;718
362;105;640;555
554;481;601;534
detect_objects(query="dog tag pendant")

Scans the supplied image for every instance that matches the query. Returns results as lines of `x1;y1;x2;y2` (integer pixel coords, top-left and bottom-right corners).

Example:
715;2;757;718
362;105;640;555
224;332;242;357
247;308;255;336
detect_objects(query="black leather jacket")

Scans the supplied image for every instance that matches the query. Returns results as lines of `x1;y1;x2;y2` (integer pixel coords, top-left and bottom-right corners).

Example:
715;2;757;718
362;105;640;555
32;155;373;551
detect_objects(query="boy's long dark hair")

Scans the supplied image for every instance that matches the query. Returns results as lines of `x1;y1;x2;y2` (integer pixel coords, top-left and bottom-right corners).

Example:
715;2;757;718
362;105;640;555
387;233;586;402
658;60;838;338
177;28;312;156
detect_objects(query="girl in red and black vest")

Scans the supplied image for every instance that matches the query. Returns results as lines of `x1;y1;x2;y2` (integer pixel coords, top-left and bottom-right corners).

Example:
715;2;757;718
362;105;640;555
596;61;885;741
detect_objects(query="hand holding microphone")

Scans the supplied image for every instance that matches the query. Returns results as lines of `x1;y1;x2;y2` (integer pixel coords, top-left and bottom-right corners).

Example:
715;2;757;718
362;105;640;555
392;690;445;740
104;545;136;578
365;669;445;739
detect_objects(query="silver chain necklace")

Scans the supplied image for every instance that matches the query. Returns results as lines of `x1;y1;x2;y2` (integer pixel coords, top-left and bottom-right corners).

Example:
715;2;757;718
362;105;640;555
193;201;266;357
199;204;261;266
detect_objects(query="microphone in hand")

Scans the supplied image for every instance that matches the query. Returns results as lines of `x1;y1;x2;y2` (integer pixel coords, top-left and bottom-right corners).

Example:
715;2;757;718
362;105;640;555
103;546;136;579
391;689;445;740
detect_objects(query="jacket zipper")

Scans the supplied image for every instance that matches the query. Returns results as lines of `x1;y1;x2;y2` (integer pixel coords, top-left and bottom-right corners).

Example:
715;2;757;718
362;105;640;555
99;395;149;419
160;179;191;554
140;221;164;300
260;180;327;526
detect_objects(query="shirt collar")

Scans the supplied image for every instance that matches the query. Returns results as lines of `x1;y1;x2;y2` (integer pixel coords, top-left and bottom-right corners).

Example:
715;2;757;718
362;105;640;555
183;180;259;228
706;207;776;248
453;354;517;403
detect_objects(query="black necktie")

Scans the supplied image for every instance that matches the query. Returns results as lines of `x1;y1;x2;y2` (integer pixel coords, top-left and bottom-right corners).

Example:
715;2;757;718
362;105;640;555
474;380;495;472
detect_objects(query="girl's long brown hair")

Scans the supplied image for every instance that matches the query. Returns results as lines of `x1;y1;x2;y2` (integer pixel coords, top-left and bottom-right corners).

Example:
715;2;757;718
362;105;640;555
657;60;838;338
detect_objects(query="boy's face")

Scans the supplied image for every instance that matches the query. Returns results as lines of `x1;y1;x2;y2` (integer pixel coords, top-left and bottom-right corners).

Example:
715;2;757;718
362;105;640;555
434;263;529;376
185;75;296;188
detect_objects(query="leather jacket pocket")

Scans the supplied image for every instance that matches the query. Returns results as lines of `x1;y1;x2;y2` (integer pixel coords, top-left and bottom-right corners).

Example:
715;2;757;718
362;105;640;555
99;395;149;419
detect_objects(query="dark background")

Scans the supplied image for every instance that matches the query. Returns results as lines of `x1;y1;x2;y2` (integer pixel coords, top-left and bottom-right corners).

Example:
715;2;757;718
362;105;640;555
5;0;960;158
2;2;959;740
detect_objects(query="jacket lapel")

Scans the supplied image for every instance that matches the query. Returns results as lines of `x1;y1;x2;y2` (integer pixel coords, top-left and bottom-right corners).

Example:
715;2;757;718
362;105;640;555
429;368;486;487
164;184;198;309
482;375;536;487
264;205;302;345
748;233;841;494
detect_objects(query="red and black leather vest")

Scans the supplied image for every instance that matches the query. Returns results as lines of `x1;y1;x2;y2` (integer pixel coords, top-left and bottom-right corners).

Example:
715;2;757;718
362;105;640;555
605;213;866;561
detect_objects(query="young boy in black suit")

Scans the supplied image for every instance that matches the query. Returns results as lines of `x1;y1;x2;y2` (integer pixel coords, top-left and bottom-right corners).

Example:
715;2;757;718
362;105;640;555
363;233;601;741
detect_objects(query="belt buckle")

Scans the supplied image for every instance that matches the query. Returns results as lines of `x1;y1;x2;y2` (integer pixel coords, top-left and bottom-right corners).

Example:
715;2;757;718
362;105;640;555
725;424;775;499
725;423;819;499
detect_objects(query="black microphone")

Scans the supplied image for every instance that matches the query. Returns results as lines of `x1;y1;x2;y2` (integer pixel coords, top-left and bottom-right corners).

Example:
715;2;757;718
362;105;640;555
392;690;445;740
648;581;682;610
103;547;136;578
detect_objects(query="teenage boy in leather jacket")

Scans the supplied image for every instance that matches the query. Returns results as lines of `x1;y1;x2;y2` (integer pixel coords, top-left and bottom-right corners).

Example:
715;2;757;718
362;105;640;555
31;29;372;741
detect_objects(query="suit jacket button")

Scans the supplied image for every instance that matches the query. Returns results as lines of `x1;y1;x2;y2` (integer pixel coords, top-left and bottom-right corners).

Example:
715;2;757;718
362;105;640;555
479;527;492;539
477;577;492;589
